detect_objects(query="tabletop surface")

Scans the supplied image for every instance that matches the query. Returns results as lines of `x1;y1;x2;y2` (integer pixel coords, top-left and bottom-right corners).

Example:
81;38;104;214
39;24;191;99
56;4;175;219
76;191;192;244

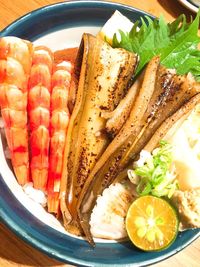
0;0;200;266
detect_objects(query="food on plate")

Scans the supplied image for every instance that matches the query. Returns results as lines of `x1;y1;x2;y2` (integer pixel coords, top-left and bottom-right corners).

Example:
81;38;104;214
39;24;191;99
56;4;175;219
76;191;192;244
60;33;138;234
28;46;53;190
128;141;178;198
126;196;179;251
166;105;200;191
78;57;200;245
172;190;200;230
90;181;135;239
113;11;200;80
47;61;71;214
0;37;32;185
23;182;47;207
54;47;78;65
54;47;78;112
98;10;134;45
102;74;143;138
0;9;200;252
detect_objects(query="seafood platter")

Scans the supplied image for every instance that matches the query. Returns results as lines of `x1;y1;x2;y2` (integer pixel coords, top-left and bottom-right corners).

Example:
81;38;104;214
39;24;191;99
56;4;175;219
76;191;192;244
0;1;200;266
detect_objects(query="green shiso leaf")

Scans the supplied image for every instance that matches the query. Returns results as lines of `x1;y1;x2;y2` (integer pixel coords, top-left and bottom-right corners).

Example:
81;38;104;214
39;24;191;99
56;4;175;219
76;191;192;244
112;11;200;80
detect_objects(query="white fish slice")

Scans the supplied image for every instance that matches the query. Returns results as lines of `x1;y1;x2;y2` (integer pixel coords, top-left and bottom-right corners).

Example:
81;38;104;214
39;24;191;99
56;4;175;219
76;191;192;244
90;181;135;240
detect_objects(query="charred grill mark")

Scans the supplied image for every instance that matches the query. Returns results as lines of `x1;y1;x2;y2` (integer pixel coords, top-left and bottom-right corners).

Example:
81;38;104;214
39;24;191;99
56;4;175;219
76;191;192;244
146;69;185;123
100;147;126;189
75;141;100;198
99;105;110;110
97;84;102;92
108;54;138;110
165;79;182;99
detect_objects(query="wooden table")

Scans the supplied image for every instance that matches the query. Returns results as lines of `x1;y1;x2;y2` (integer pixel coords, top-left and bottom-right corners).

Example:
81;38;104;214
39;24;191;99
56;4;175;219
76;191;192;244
0;0;199;266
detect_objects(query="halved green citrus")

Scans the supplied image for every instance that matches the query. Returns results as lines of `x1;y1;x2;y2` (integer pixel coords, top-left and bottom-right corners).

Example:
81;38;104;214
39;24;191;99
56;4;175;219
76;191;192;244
126;195;179;251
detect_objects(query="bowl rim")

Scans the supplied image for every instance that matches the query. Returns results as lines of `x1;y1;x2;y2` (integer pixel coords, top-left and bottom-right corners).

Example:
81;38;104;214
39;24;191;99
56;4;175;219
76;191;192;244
1;172;200;267
0;0;154;36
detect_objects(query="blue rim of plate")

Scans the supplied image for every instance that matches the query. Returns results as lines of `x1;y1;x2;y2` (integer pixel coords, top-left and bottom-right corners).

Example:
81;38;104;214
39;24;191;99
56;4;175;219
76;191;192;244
0;1;199;266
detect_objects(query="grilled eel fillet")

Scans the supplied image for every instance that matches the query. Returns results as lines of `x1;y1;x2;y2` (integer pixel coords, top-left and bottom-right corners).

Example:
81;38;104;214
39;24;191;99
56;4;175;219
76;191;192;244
77;56;200;245
59;33;138;234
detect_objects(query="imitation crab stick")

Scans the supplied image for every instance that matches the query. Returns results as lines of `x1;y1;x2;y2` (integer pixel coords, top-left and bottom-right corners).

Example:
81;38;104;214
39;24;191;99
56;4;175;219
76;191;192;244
28;46;53;190
0;37;32;185
47;61;72;214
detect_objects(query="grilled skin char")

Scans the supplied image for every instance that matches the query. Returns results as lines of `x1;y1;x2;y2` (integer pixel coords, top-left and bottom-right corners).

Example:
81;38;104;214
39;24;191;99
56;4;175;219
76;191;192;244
60;33;138;234
77;57;200;245
102;73;143;138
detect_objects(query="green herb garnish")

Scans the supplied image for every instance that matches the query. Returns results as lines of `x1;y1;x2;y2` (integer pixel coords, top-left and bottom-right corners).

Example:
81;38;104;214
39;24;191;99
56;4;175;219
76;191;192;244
128;141;178;198
113;12;200;81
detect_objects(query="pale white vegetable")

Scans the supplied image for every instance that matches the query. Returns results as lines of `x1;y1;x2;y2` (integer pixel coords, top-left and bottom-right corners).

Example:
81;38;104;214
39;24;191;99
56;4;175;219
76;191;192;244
98;10;134;45
167;105;200;191
90;181;135;239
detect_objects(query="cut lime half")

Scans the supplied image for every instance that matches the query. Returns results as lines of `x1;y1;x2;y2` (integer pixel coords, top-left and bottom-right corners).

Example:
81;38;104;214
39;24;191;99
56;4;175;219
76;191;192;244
126;195;179;251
